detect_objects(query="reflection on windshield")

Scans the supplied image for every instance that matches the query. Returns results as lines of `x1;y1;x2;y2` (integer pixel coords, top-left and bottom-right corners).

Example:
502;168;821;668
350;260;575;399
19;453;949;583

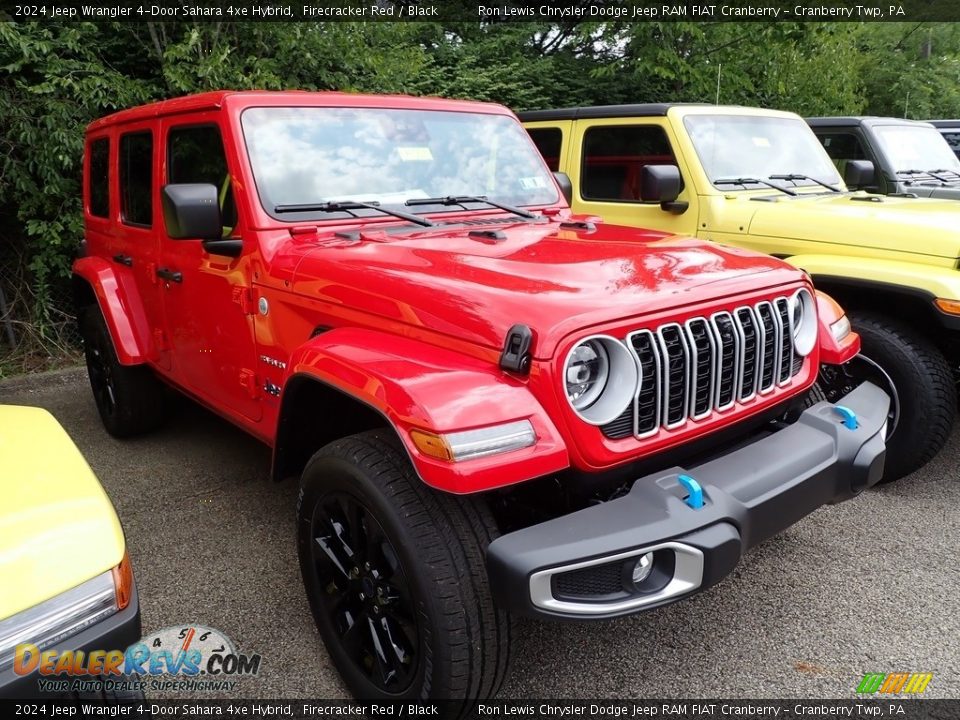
873;125;960;174
684;114;842;189
241;107;558;219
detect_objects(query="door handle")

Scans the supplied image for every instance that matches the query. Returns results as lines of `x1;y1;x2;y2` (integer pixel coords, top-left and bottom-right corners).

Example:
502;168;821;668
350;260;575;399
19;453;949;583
112;254;133;267
156;268;182;283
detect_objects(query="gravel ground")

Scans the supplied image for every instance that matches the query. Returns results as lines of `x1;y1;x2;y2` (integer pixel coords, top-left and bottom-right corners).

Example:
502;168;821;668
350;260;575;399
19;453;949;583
2;367;958;700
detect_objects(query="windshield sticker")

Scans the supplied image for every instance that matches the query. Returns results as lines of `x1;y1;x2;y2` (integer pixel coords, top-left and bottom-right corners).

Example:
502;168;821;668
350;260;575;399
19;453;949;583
519;176;548;190
397;146;433;161
752;137;771;148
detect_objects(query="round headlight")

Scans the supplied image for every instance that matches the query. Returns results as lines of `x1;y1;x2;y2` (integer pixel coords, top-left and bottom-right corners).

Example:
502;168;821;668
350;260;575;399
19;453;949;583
563;335;640;425
789;288;817;356
566;341;609;410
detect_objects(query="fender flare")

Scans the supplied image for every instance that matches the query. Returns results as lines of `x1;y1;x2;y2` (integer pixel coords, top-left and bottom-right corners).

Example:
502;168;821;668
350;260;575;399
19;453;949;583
72;256;154;365
279;327;569;494
785;254;960;304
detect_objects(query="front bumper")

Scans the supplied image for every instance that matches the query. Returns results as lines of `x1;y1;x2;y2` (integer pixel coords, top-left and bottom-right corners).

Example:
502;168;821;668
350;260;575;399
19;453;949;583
0;585;141;698
487;382;888;620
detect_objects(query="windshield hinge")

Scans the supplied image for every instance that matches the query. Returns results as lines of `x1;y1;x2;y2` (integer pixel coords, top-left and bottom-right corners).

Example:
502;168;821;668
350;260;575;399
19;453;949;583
500;324;534;375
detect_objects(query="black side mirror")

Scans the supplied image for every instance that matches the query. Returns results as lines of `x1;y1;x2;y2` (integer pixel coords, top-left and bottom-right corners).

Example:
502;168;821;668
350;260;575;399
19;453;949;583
844;160;877;189
162;184;222;240
640;165;687;213
553;171;573;204
640;165;681;203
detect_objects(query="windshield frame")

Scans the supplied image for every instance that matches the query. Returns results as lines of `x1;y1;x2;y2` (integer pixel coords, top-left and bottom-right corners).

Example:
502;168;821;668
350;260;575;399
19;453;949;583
238;105;559;224
683;112;844;192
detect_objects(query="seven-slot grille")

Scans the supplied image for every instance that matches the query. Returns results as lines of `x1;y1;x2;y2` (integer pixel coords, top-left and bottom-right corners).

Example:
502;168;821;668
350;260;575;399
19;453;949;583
600;295;806;440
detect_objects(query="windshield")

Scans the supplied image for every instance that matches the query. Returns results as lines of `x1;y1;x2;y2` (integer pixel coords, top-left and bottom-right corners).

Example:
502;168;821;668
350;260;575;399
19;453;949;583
241;106;558;220
873;125;960;174
684;114;842;189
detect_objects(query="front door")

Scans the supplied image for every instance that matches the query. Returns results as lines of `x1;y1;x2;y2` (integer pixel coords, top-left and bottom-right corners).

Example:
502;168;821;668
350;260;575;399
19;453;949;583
567;119;699;237
156;117;261;422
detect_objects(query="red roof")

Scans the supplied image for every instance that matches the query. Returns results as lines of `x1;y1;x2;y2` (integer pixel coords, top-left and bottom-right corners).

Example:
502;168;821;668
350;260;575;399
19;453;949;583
87;90;512;132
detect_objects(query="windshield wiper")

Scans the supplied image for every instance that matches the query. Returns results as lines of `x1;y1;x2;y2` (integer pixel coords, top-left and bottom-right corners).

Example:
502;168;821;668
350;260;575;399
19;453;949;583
713;177;797;196
273;200;436;227
768;173;841;192
405;195;537;219
896;168;958;184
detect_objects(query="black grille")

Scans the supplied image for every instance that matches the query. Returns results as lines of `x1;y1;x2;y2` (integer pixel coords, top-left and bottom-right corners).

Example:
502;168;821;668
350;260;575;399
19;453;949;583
600;408;633;439
659;325;688;426
687;319;714;417
714;313;738;408
737;308;758;399
757;303;777;392
775;298;794;383
554;562;624;597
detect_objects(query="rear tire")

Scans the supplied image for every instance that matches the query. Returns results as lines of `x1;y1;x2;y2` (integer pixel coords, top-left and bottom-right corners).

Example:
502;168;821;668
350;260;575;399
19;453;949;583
80;307;166;438
823;312;955;482
296;430;510;715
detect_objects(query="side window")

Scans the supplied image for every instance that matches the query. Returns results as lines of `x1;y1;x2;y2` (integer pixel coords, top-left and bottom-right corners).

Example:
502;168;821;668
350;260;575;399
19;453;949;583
88;138;110;218
942;131;960;159
818;132;869;175
581;125;681;202
168;125;237;231
527;127;563;171
120;131;153;227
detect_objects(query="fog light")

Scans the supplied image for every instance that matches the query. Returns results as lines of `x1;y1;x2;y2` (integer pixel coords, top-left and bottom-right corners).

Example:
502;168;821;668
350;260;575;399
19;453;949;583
631;552;654;586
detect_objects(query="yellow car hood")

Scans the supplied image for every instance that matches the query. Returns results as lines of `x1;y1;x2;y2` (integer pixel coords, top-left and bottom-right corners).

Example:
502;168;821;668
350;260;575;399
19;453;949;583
0;406;125;620
745;192;960;261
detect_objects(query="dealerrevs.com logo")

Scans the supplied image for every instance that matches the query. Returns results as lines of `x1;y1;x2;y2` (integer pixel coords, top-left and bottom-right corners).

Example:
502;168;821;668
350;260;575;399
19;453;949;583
16;625;262;694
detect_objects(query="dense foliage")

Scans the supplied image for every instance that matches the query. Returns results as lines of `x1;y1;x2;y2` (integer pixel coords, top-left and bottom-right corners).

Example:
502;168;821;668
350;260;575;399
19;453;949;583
1;20;959;370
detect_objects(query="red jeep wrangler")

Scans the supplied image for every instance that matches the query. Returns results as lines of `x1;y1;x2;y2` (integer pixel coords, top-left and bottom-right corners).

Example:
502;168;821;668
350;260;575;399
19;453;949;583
74;91;888;710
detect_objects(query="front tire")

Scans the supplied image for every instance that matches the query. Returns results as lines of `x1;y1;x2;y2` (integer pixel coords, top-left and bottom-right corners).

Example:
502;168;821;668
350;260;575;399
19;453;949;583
80;307;166;438
819;312;955;482
296;430;510;714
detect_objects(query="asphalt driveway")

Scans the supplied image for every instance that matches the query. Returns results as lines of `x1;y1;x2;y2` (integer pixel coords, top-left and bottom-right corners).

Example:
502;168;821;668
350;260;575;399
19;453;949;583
2;368;958;699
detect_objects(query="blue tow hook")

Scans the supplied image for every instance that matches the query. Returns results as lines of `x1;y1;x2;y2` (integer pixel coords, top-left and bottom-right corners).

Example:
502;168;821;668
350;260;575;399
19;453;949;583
678;474;704;509
833;405;859;430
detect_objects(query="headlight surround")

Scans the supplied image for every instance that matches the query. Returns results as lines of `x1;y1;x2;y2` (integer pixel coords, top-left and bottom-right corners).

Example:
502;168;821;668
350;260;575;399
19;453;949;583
789;288;818;356
0;570;119;671
563;335;639;425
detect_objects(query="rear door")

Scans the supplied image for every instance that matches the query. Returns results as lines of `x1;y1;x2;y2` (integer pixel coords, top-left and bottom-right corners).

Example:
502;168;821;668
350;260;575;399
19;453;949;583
155;116;261;422
113;125;172;370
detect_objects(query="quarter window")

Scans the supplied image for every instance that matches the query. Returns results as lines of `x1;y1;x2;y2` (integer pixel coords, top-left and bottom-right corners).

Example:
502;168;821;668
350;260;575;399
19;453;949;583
941;131;960;159
581;126;681;202
120;132;153;227
527;127;563;172
88;138;110;218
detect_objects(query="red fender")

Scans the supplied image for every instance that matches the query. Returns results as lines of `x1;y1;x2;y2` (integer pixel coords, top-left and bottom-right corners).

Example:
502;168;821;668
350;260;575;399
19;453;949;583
72;257;154;365
815;290;860;365
283;328;569;494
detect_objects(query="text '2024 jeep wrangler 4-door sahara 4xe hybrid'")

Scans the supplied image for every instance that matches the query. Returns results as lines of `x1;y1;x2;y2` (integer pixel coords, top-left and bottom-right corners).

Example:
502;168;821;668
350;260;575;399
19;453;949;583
523;103;960;482
75;92;888;713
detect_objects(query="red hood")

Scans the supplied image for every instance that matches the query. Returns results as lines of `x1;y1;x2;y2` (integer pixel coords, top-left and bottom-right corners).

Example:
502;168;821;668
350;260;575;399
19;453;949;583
286;219;801;359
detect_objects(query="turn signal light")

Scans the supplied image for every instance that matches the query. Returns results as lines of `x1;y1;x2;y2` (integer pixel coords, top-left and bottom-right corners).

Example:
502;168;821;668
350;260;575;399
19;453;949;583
934;298;960;316
112;551;134;611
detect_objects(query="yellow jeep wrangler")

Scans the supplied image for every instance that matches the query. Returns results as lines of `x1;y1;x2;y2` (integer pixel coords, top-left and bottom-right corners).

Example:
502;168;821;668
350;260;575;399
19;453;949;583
522;104;959;481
